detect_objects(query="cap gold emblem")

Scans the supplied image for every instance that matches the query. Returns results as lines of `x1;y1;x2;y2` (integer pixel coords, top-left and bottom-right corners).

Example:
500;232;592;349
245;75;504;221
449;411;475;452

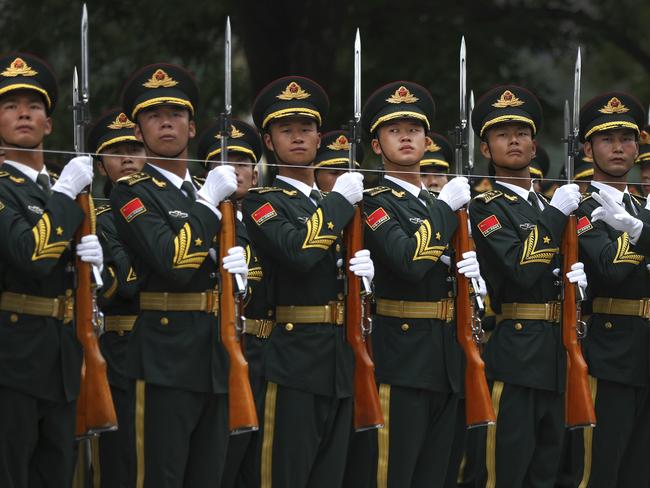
492;90;524;108
142;69;178;88
276;81;310;100
2;57;38;77
426;140;441;152
386;85;418;104
327;135;350;151
215;125;245;139
107;112;135;130
598;97;630;114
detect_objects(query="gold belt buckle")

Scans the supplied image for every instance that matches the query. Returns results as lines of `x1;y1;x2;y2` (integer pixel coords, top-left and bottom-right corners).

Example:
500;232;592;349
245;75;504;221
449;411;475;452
333;301;345;325
641;298;650;320
61;295;74;324
207;289;219;315
545;302;560;323
258;320;274;338
443;298;455;322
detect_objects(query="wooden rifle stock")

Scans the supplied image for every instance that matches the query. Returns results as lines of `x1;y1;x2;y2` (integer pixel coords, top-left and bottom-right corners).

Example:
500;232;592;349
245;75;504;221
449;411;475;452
218;200;259;434
74;192;117;438
345;206;384;431
452;208;496;427
561;215;596;428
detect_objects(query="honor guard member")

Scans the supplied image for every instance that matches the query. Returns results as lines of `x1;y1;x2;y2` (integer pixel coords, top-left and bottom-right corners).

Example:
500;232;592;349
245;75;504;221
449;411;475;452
0;53;97;487
637;127;650;197
111;63;245;488
87;108;145;488
313;129;363;192
361;81;479;487
468;85;587;487
420;131;452;193
572;93;650;487
197;118;268;488
242;76;374;488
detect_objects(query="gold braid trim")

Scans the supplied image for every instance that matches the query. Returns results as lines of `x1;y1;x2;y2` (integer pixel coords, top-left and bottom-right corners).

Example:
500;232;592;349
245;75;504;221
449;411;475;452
613;232;644;265
302;208;337;250
31;214;68;261
413;220;445;262
519;227;559;265
172;223;208;269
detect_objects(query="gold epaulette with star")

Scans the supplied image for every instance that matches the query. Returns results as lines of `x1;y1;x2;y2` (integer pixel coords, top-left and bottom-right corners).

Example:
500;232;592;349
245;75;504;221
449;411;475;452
473;190;503;203
248;186;298;196
95;204;112;216
117;172;151;186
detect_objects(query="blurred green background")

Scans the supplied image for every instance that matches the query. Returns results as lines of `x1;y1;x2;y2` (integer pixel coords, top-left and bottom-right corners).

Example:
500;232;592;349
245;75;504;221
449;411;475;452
5;0;650;183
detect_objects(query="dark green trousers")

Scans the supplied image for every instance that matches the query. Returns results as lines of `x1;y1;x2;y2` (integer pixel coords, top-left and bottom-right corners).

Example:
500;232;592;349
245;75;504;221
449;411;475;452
135;382;228;488
0;386;76;488
259;383;352;488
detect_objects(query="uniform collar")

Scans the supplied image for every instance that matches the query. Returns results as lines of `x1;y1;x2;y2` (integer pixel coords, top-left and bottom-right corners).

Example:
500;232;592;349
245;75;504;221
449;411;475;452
591;180;628;205
276;174;318;199
3;160;50;184
148;163;194;191
385;174;425;199
496;180;542;209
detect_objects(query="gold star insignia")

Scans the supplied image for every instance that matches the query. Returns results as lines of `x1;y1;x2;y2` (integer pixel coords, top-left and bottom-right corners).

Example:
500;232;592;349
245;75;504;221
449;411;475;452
327;221;335;230
435;231;441;241
56;226;63;236
194;238;203;246
543;236;551;244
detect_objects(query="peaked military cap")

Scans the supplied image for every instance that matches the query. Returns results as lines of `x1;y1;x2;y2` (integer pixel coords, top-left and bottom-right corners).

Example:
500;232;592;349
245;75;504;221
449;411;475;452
121;63;199;121
252;76;329;131
574;147;594;180
197;118;263;167
637;126;650;165
88;108;140;155
0;53;58;113
472;85;542;138
579;92;644;142
362;81;435;135
530;145;550;178
314;130;363;169
420;132;452;173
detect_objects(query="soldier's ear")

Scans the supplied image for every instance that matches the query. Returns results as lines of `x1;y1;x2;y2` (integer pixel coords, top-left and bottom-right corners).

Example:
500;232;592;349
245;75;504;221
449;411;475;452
188;120;196;139
44;116;52;137
424;135;433;147
134;123;144;143
263;132;275;152
370;138;382;156
479;140;491;160
530;139;537;159
583;141;593;158
316;131;321;149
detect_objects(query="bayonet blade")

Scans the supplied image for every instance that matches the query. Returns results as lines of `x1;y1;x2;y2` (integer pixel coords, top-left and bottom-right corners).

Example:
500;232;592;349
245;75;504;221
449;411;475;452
459;36;466;129
572;47;581;138
354;28;361;123
224;16;232;116
81;3;89;104
468;90;475;172
73;67;81;154
564;99;572;182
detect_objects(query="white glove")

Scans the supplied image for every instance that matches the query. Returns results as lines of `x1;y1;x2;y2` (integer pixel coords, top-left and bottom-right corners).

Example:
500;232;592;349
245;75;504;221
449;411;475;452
222;245;248;277
566;262;588;293
438;177;470;211
646;197;650;211
457;250;480;279
349;249;374;281
476;274;488;299
76;234;103;272
591;191;643;243
52;156;93;199
331;172;364;205
197;165;237;206
549;183;580;216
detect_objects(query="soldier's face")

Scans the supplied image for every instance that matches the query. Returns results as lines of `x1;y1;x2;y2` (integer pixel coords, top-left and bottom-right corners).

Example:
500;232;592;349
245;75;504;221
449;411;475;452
480;123;536;170
640;165;650;197
264;118;320;166
227;153;257;199
0;90;51;149
135;105;195;158
99;142;146;182
371;119;428;167
421;171;448;192
315;168;345;192
585;129;638;178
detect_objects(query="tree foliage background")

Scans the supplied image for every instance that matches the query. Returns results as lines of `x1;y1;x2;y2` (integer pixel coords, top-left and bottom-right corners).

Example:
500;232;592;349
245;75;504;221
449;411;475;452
3;0;649;180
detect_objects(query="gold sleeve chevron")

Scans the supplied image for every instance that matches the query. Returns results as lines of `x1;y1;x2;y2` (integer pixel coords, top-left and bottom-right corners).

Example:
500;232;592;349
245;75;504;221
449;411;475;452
613;233;644;265
302;208;337;250
31;214;69;261
248;266;264;281
172;223;208;269
126;267;138;282
413;220;445;262
519;227;559;265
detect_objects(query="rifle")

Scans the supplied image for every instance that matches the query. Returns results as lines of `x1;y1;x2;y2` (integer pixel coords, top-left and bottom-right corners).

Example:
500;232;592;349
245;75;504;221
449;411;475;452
218;17;258;435
561;48;596;429
73;3;117;438
452;36;496;428
344;29;384;432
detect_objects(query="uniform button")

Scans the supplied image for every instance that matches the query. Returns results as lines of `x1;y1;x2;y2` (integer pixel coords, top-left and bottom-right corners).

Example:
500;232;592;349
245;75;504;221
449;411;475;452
514;322;523;331
337;293;344;301
336;244;341;252
285;323;294;331
160;317;169;326
267;309;273;317
65;289;73;297
448;291;453;298
401;323;410;331
9;314;18;323
604;321;613;329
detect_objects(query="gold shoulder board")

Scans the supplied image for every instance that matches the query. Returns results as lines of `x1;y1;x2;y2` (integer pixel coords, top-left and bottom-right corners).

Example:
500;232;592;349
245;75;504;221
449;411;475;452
117;172;151;186
364;186;392;197
95;204;112;216
473;190;503;203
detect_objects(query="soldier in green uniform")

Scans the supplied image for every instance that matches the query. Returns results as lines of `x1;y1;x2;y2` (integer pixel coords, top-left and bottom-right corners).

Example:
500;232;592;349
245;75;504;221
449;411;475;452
360;80;479;487
571;92;650;487
313;130;363;192
0;52;98;487
468;85;587;487
86;108;145;487
420;131;452;193
637;128;650;196
110;63;245;487
242;76;374;488
197;118;268;488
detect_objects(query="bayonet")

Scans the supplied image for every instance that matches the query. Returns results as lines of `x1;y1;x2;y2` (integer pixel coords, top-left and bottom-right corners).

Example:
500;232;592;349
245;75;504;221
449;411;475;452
81;4;89;106
468;89;475;174
564;99;571;182
220;16;232;165
455;36;467;177
349;28;361;172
